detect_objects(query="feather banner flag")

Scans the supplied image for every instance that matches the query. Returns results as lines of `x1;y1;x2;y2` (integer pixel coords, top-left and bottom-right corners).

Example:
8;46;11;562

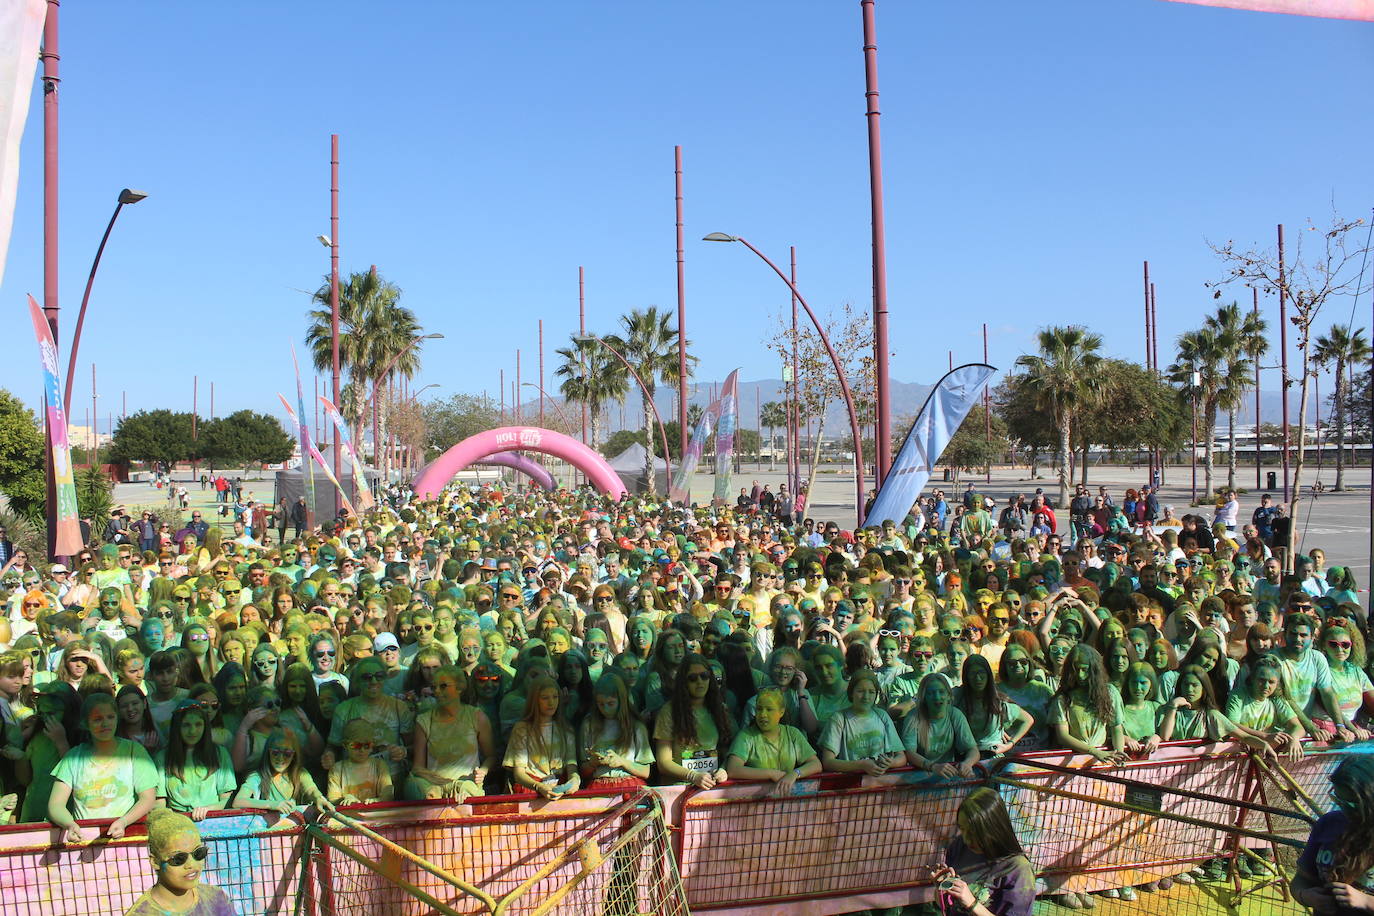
864;363;997;528
669;369;740;504
712;370;740;503
288;344;317;515
318;395;375;512
0;1;44;286
1162;0;1373;20
279;394;356;519
26;295;82;555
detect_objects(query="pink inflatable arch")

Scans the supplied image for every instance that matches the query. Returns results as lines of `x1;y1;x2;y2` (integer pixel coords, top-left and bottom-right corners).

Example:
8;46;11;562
413;426;627;499
475;452;556;490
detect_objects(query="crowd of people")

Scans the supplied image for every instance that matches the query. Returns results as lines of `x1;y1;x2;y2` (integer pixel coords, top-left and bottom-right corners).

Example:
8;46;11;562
0;475;1370;914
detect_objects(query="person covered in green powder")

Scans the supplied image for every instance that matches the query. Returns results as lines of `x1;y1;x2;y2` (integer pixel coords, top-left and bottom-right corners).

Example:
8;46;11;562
726;687;821;796
124;807;237;915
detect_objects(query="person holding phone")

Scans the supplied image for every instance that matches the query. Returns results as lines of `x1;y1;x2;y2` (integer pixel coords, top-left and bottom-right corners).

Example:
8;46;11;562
931;788;1036;916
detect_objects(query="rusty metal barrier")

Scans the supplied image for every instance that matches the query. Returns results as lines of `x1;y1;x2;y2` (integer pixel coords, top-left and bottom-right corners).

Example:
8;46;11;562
0;809;308;916
2;740;1368;916
304;789;687;916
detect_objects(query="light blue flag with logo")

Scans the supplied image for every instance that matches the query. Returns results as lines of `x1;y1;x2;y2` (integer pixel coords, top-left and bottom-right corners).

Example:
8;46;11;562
864;363;996;527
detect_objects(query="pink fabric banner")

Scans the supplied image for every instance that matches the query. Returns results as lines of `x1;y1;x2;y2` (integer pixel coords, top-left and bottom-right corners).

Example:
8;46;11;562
0;0;44;286
1163;0;1374;20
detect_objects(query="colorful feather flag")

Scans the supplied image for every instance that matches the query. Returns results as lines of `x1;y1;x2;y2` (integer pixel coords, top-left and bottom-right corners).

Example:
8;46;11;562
1162;0;1373;20
26;295;82;556
278;393;356;519
318;395;374;512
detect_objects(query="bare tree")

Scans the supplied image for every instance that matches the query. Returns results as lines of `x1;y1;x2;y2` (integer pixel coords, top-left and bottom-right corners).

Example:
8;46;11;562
1208;212;1372;569
765;302;874;499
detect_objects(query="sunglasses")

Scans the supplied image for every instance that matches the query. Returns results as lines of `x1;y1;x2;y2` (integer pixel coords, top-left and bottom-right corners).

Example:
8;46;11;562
1327;640;1353;650
877;629;901;639
476;674;501;683
345;741;374;750
314;649;336;658
685;672;712;683
357;672;387;682
188;634;210;643
414;624;435;631
594;595;614;603
161;846;210;868
175;596;191;602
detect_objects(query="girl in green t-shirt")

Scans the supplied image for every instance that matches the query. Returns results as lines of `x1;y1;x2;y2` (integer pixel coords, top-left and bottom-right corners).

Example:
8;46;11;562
1119;663;1161;757
156;700;235;819
726;687;821;796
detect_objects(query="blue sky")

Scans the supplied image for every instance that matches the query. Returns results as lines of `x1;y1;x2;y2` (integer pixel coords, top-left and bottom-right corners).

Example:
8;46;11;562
1;0;1370;433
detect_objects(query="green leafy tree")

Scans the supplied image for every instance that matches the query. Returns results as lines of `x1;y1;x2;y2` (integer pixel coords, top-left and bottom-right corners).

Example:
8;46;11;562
200;410;295;466
1072;360;1188;480
603;306;696;496
599;429;646;459
422;394;501;460
0;390;47;523
1015;326;1104;507
939;405;1010;481
1314;324;1370;490
993;375;1057;479
109;410;198;468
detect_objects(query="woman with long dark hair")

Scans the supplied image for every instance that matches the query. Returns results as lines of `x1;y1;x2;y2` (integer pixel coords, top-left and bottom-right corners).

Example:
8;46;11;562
1291;755;1374;913
653;653;733;789
932;787;1037;916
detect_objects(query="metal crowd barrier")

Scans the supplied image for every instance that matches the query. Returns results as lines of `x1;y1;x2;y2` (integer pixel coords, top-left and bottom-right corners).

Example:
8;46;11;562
0;740;1367;916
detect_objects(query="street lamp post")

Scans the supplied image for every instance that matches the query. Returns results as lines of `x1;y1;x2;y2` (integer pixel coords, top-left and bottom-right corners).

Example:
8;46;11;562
521;381;578;430
1191;370;1200;505
573;335;673;488
860;0;892;488
704;233;867;525
62;188;148;416
329;134;342;514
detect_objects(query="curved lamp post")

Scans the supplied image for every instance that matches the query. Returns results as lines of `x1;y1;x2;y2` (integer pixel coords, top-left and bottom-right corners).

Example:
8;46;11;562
63;188;148;416
572;334;673;487
703;232;867;525
521;381;578;430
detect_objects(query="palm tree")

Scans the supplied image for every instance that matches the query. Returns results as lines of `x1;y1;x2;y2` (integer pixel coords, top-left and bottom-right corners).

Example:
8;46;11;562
1168;327;1231;500
1015;326;1104;509
760;401;786;469
305;269;413;464
369;305;422;477
554;339;628;450
1314;324;1371;491
1204;302;1266;491
604;306;696;495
